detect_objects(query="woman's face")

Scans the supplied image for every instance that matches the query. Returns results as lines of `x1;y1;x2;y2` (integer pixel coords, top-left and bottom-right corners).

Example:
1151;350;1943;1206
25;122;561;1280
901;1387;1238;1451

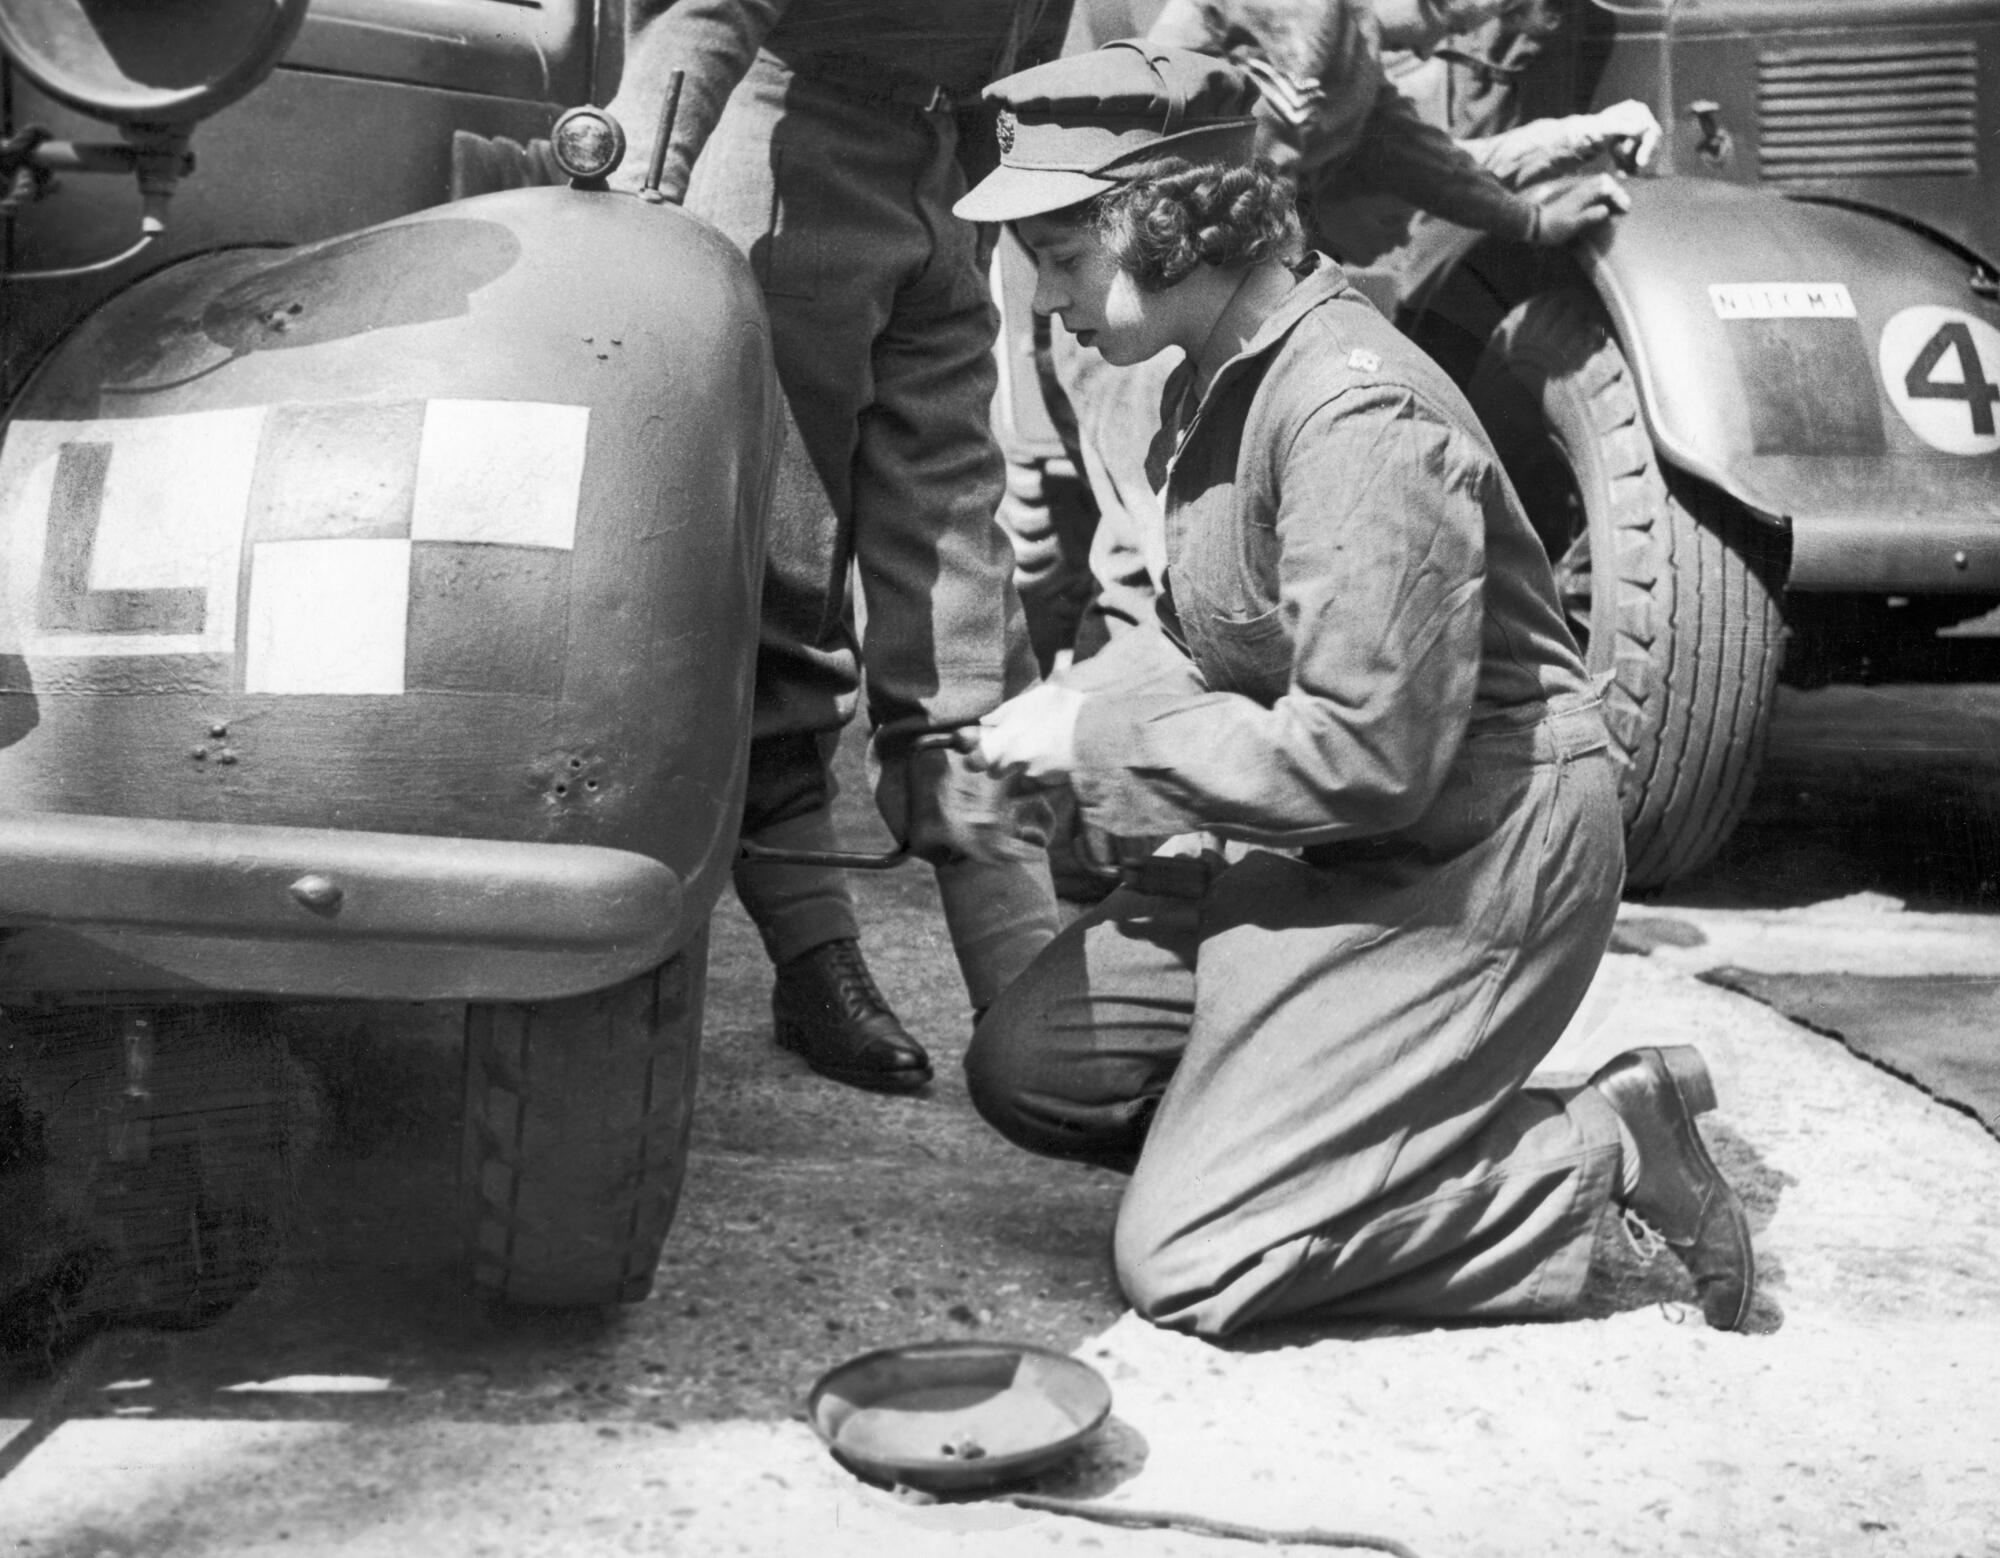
1015;213;1184;366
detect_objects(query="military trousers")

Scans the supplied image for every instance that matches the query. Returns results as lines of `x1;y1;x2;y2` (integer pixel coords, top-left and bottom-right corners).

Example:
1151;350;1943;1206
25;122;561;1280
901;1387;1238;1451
689;52;1055;996
966;696;1627;1336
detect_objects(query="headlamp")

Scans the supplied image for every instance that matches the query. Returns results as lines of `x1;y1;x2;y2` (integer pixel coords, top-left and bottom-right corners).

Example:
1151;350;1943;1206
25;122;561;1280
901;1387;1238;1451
550;107;626;186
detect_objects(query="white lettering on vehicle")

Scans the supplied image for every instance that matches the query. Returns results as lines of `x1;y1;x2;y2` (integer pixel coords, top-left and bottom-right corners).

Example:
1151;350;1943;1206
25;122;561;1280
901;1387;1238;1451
1709;283;1856;320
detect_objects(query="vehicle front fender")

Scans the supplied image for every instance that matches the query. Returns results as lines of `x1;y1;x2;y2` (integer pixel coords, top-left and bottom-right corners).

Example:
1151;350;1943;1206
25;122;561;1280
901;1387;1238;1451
0;186;778;996
1576;178;2000;591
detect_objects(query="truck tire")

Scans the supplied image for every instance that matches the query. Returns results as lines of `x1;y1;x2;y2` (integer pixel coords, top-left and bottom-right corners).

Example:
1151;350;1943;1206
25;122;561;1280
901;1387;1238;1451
1467;288;1786;889
459;928;706;1306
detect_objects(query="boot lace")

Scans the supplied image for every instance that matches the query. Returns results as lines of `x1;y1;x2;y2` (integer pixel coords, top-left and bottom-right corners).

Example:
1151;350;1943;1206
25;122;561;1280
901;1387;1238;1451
817;939;890;1020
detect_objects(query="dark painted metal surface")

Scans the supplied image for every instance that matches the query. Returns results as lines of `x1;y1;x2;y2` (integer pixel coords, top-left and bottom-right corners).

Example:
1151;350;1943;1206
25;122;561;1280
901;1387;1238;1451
0;812;681;1001
1553;0;2000;270
0;0;310;126
0;0;604;398
285;0;594;104
1662;26;2000;270
0;187;777;999
2;73;564;399
1574;179;2000;588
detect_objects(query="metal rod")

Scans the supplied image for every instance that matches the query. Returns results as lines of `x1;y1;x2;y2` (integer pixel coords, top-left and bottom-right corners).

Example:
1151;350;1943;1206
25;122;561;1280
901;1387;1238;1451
736;839;911;871
4;230;156;283
640;68;685;203
735;730;975;869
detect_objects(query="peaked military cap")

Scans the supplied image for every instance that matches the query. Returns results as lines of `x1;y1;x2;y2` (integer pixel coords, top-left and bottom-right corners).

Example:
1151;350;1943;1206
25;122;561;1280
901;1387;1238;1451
954;41;1260;223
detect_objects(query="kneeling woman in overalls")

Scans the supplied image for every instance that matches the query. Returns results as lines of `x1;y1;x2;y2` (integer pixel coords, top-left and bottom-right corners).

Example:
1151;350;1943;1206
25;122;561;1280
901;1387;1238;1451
957;42;1756;1337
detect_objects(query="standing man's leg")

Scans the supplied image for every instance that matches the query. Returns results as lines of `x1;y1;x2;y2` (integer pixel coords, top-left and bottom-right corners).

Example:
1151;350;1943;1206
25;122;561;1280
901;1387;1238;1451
688;59;931;1092
849;109;1060;1015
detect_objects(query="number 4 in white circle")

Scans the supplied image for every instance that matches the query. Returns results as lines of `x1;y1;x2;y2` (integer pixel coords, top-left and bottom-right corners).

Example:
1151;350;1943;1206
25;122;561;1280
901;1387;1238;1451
1879;306;2000;456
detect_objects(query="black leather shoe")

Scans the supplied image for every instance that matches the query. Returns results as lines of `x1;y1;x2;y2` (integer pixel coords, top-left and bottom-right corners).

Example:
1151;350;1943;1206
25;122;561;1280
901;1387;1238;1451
1589;1046;1756;1331
772;939;931;1093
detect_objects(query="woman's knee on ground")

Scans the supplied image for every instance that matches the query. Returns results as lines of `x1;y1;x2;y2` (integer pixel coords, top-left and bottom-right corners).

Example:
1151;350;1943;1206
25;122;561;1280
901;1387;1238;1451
963;973;1154;1166
1111;1154;1318;1338
963;977;1097;1156
1111;1199;1250;1339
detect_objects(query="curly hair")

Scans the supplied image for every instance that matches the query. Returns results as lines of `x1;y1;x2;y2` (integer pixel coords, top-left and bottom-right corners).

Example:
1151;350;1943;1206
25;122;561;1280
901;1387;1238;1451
1076;157;1302;293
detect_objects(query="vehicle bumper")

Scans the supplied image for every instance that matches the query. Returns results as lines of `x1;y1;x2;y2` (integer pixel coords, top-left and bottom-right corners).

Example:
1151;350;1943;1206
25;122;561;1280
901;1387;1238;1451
0;812;683;1002
1782;506;2000;592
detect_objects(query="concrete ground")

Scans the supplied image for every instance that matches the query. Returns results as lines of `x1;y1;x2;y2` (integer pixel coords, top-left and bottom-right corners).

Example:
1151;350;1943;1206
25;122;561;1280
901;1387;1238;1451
3;679;2000;1556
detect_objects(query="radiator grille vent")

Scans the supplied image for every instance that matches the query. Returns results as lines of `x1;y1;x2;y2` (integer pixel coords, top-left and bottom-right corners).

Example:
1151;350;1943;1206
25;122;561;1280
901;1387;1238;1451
1758;38;1978;183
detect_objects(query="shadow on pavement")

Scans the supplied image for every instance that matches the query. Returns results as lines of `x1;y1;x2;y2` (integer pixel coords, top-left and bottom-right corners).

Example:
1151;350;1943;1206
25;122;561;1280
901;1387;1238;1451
1660;677;2000;915
1704;968;2000;1143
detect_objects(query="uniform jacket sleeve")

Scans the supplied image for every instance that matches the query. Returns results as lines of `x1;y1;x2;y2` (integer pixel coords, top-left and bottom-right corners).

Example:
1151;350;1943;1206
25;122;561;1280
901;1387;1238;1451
1340;85;1539;240
1067;386;1490;846
605;0;794;200
1056;610;1208;702
1147;0;1381;181
1462;114;1607;190
1145;0;1537;240
1015;0;1075;70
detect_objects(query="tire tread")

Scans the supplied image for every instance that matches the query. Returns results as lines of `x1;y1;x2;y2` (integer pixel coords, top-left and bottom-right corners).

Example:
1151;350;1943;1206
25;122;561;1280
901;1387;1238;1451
458;931;706;1307
1469;290;1785;889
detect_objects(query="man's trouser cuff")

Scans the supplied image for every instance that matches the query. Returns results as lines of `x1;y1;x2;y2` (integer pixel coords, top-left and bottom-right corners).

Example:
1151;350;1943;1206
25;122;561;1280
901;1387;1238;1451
733;807;861;968
935;855;1061;1009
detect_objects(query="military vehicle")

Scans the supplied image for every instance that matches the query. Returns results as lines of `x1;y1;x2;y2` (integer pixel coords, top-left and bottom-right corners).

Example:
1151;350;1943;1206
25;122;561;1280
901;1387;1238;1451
0;0;777;1321
1408;0;2000;885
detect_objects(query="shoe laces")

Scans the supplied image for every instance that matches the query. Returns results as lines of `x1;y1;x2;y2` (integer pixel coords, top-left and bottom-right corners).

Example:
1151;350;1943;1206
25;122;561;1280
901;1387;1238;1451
1618;1205;1668;1262
817;939;891;1018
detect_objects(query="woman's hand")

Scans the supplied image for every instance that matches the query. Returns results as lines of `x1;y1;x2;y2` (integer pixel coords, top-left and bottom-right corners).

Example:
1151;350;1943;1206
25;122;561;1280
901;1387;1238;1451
1529;171;1633;246
898;745;1055;865
1572;100;1663;172
968;683;1087;784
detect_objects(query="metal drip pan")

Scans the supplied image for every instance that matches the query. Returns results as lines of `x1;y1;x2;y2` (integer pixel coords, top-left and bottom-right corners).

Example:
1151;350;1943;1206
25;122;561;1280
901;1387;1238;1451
806;1340;1112;1492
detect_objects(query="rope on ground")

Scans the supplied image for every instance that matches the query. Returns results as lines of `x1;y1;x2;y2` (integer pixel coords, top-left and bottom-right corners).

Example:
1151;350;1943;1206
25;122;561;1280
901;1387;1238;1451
997;1492;1423;1556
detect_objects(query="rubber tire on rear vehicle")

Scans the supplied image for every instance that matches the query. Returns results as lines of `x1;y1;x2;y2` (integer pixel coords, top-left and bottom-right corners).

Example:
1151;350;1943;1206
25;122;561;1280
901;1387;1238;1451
1467;288;1786;889
459;927;706;1307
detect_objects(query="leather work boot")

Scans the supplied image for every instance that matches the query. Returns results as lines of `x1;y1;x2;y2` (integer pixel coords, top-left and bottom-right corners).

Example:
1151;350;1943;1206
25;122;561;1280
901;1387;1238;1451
1588;1046;1756;1331
772;938;932;1093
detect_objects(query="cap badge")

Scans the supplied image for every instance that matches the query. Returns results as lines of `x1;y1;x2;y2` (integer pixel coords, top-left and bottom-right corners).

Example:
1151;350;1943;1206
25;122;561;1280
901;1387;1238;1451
997;110;1016;157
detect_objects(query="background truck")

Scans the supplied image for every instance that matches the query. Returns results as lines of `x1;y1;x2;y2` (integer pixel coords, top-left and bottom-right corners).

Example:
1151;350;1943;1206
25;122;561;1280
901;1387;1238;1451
1401;0;2000;886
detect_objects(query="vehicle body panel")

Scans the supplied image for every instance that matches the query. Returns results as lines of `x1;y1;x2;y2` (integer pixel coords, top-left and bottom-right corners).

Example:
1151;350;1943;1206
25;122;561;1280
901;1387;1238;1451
286;0;598;102
0;188;775;1000
1397;0;2000;595
1572;178;2000;589
0;813;680;1001
2;0;622;399
1537;0;2000;263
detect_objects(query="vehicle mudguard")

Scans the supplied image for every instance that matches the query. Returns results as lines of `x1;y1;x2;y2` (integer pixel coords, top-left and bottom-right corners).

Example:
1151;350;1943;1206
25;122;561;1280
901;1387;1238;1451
0;187;778;998
1574;178;2000;591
